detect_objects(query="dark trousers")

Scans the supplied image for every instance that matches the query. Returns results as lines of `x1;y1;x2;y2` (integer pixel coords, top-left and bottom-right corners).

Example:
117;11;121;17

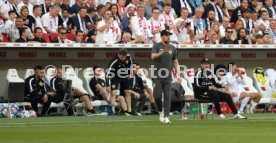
153;79;172;117
25;95;51;116
199;90;238;115
131;91;147;113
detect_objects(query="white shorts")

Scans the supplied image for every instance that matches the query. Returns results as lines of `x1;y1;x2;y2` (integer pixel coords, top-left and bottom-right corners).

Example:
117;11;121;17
232;88;245;102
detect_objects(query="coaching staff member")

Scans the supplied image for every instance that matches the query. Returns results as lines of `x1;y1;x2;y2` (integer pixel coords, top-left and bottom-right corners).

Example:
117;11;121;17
151;30;179;123
193;58;247;119
106;48;133;114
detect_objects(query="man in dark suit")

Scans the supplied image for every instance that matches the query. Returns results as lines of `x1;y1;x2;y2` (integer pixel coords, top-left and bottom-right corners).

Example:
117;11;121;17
202;0;217;19
262;0;276;18
172;0;193;17
230;0;249;23
204;10;216;32
59;8;74;33
122;5;135;33
41;0;52;15
32;27;46;43
15;27;29;43
71;6;88;33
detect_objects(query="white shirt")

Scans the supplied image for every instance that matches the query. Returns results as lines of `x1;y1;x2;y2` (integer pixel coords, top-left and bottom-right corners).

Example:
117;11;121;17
131;16;148;40
146;18;165;43
179;0;192;14
175;17;194;43
159;12;178;42
41;12;59;33
17;2;33;16
96;19;121;44
97;0;117;5
220;25;226;37
33;15;46;33
225;0;239;10
259;19;270;29
0;18;4;29
210;2;219;22
29;0;44;5
0;1;17;19
223;72;245;93
4;19;15;29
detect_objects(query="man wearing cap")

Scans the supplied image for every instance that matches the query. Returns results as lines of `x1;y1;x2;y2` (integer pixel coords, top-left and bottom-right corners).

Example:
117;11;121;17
193;58;247;119
151;30;179;123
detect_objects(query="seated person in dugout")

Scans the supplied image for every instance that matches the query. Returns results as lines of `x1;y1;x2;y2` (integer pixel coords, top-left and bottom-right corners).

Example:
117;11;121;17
89;66;128;114
25;65;53;116
50;68;96;114
193;58;247;119
222;63;261;113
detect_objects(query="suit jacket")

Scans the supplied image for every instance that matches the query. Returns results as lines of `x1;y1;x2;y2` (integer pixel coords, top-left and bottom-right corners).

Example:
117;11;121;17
71;15;86;31
122;15;132;33
203;3;216;19
263;4;276;18
172;0;192;17
230;6;244;23
41;4;50;15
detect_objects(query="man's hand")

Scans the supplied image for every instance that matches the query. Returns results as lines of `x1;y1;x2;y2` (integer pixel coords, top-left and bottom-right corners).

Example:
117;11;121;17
42;94;48;103
208;86;217;91
47;92;56;96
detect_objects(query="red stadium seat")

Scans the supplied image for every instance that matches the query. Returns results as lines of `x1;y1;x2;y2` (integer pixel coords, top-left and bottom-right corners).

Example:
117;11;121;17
2;33;10;42
66;33;75;40
50;33;58;41
42;34;51;43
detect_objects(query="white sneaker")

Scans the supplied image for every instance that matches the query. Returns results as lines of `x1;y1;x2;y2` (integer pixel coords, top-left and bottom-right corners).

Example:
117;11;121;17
163;117;171;123
233;114;247;119
219;114;226;119
238;111;244;114
159;111;164;122
180;116;188;120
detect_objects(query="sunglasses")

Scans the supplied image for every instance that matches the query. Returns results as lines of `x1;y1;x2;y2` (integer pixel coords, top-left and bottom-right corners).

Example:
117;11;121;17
60;32;67;35
227;31;233;33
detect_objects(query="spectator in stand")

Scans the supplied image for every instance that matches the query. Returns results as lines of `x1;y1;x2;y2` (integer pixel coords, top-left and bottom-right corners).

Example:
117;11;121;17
72;7;89;34
187;0;203;14
4;10;17;29
172;0;193;18
234;28;252;44
95;4;106;22
145;0;162;19
147;7;164;44
60;0;72;12
32;5;45;33
241;9;255;36
0;12;4;29
192;7;207;43
86;7;97;26
118;0;127;17
41;0;52;15
126;0;139;10
159;3;178;43
105;2;112;10
259;10;270;29
220;17;230;37
203;0;220;22
15;27;30;42
31;27;46;43
210;22;222;39
231;0;249;23
59;8;74;33
0;0;19;19
17;0;34;16
54;0;62;7
41;4;60;34
225;0;239;10
86;27;96;43
205;10;216;32
216;0;230;19
233;19;245;40
249;0;263;13
267;19;276;43
117;31;136;43
176;8;194;44
52;27;74;43
131;5;149;43
255;34;264;44
1;16;34;42
206;32;219;44
96;10;121;43
109;4;123;32
261;0;276;18
252;10;261;27
86;0;97;8
71;0;84;15
20;6;37;32
121;4;135;33
262;32;274;44
219;27;234;44
74;30;85;43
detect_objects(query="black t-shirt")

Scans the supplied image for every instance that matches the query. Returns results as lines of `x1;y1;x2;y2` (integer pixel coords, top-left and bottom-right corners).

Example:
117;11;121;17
23;15;36;31
89;76;106;99
219;37;234;44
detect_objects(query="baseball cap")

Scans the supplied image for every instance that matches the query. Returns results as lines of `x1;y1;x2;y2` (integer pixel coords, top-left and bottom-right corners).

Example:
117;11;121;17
200;57;210;64
161;30;172;36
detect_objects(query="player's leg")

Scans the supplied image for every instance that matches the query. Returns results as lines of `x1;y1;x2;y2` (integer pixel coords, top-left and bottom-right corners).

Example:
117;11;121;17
72;87;94;113
110;79;120;113
218;91;238;115
115;95;127;112
153;79;163;113
238;92;250;113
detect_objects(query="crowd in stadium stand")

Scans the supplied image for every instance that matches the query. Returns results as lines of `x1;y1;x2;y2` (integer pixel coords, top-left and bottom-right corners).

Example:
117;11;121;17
0;0;276;44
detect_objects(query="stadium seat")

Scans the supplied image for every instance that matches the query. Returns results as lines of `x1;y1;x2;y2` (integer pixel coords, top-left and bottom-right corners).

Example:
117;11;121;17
44;67;56;85
6;69;24;83
66;33;76;40
24;69;34;79
83;67;95;97
42;33;51;43
238;68;258;93
1;33;10;42
252;67;276;104
64;67;88;95
50;33;58;42
184;68;195;90
265;69;276;93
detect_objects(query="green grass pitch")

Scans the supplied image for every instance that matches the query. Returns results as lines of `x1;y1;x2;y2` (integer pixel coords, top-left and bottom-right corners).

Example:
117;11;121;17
1;113;276;143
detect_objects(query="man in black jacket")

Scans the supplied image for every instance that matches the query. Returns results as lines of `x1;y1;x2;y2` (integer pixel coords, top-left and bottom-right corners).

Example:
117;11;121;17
24;66;52;116
230;0;249;23
262;0;276;18
15;27;29;43
193;58;247;119
32;27;46;43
